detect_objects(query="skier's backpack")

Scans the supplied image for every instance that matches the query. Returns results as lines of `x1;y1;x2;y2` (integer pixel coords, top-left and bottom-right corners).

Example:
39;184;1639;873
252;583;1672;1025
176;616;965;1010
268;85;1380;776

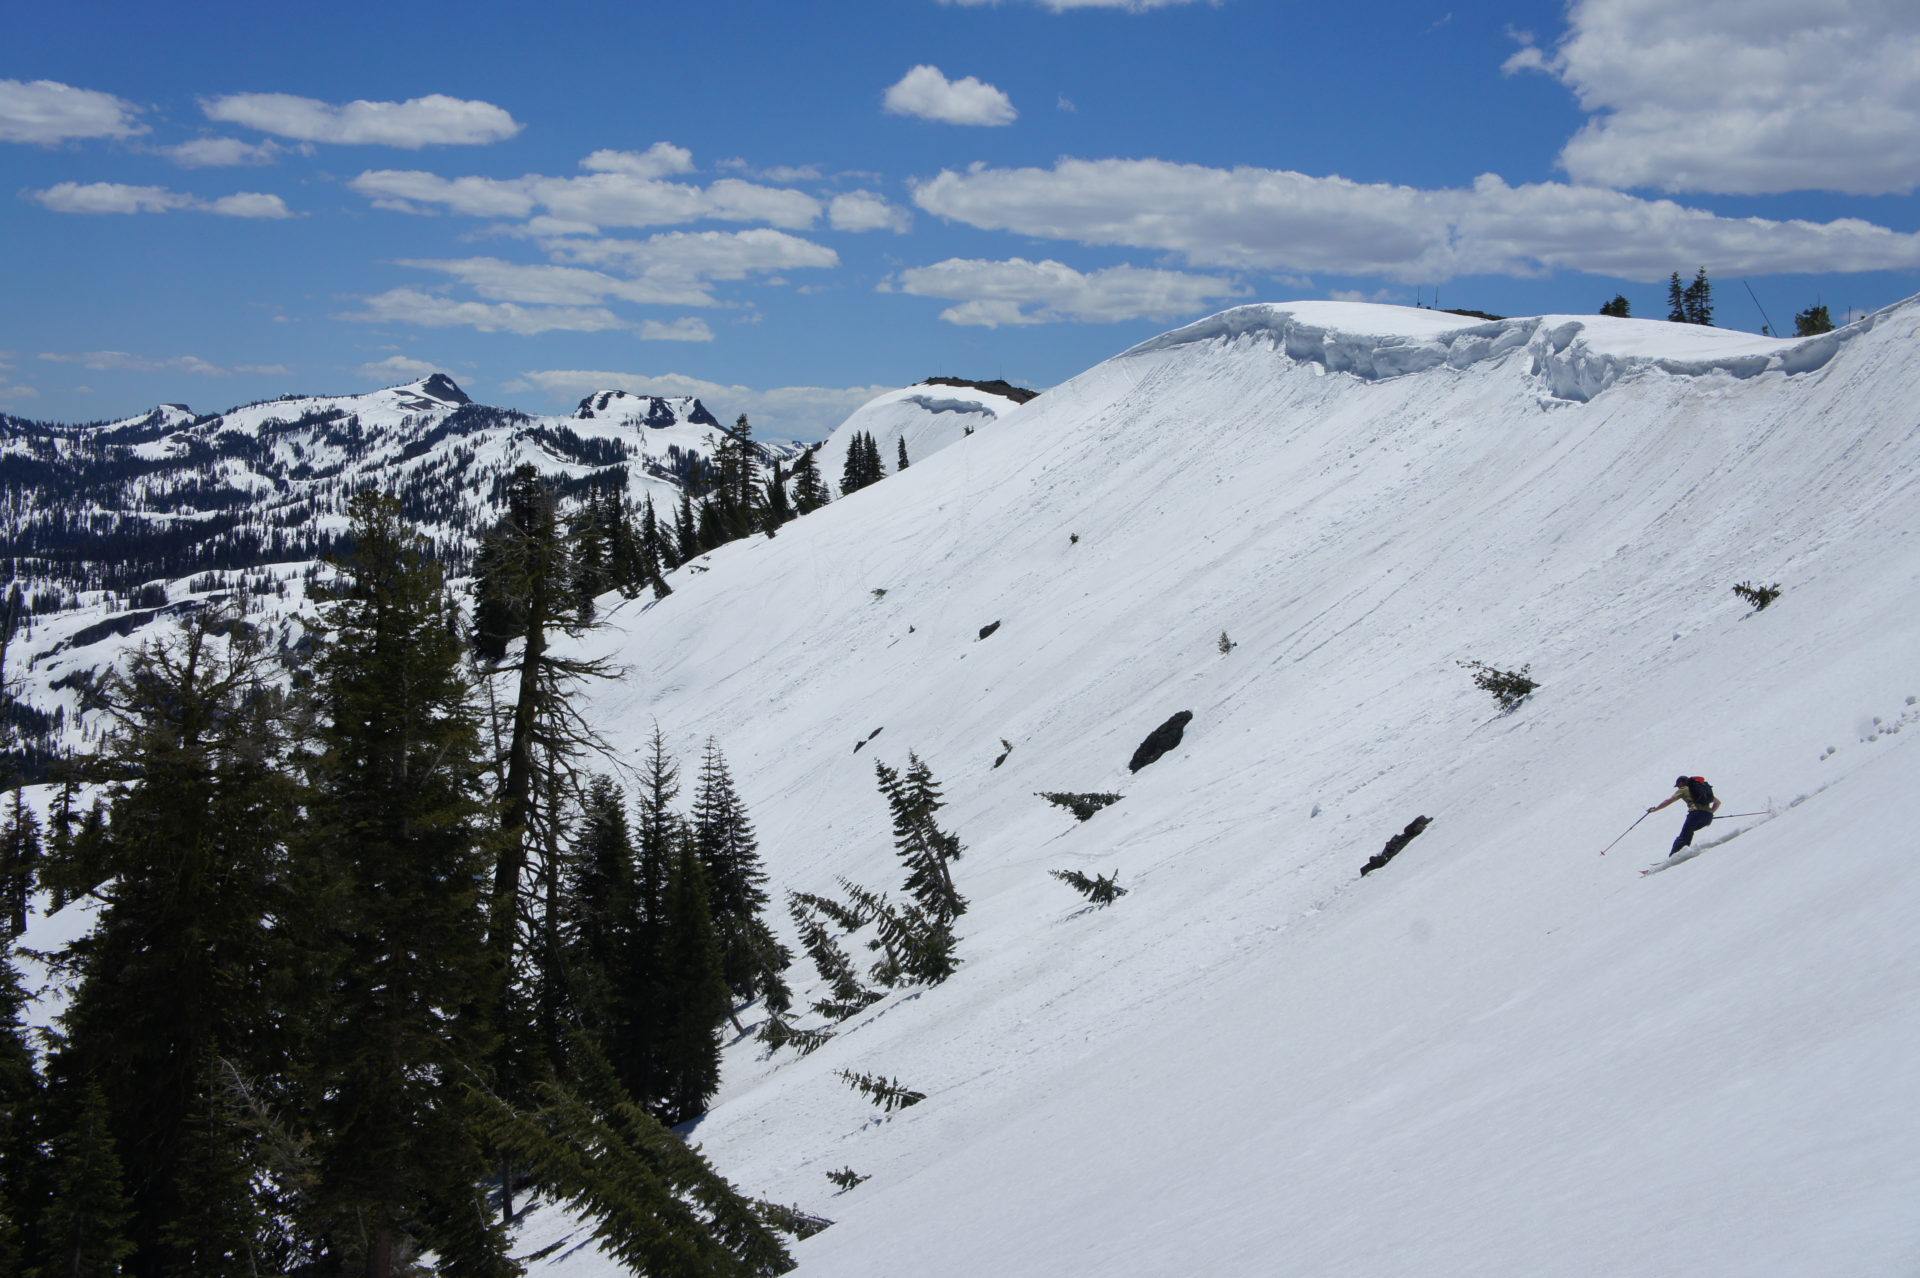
1685;776;1715;807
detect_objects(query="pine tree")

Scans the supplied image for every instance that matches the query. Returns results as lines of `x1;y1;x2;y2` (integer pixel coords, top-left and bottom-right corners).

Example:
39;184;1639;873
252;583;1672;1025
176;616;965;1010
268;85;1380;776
651;831;730;1126
1794;304;1835;336
1683;268;1714;325
690;741;786;1012
1599;294;1631;318
761;462;792;537
35;1079;134;1278
1666;272;1688;323
875;753;967;924
0;944;40;1274
54;609;297;1276
473;1045;793;1276
896;435;910;471
0;788;39;940
559;776;637;1071
566;489;615;621
303;492;511;1278
638;497;676;592
476;466;617;1096
604;728;681;1104
791;446;831;515
675;492;700;565
840;432;885;497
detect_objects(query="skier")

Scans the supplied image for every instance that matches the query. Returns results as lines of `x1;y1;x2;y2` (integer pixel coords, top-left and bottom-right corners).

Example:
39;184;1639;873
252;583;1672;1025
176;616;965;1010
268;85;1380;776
1647;775;1721;858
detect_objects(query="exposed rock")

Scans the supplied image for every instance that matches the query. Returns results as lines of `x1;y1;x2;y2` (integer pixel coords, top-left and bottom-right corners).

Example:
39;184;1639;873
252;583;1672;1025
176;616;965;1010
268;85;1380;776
1360;816;1433;876
1127;710;1193;773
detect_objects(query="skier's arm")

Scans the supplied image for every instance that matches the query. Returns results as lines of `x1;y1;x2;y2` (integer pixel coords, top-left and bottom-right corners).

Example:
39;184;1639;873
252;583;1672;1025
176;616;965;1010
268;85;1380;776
1647;792;1680;814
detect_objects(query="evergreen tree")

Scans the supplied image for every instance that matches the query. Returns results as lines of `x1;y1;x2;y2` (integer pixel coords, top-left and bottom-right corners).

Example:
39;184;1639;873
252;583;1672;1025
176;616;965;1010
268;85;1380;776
1666;271;1688;323
840;432;885;497
0;944;40;1274
638;497;676;591
35;1079;134;1278
675;492;700;565
566;489;615;621
790;446;831;515
473;1045;793;1276
896;435;910;471
689;741;787;1014
0;788;39;940
559;776;638;1057
1683;268;1714;325
304;492;510;1278
874;754;967;924
1598;294;1631;318
761;462;792;537
54;610;297;1277
651;831;729;1126
475;466;618;1100
1794;304;1835;336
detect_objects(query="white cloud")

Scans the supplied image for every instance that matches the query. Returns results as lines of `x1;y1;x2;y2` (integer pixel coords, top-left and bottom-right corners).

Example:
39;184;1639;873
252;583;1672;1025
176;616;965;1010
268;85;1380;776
394;257;717;308
0;79;145;144
25;182;292;218
502;368;896;442
1511;0;1920;195
638;318;715;342
542;228;839;282
339;288;630;335
912;158;1920;282
718;158;826;183
581;143;697;179
158;136;290;167
884;66;1017;127
358;354;448;382
203;192;294;219
893;256;1244;326
402;229;839;311
350;158;822;230
201;92;522;148
38;351;286;376
829;190;913;233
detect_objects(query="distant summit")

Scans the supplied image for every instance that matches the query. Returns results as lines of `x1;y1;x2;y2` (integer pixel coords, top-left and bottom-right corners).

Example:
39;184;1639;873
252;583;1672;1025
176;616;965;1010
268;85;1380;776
416;372;472;405
574;389;721;430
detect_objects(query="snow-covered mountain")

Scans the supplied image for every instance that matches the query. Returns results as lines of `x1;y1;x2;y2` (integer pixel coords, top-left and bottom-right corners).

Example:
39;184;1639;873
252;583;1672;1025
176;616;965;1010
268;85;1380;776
0;373;771;594
511;299;1920;1276
810;377;1034;484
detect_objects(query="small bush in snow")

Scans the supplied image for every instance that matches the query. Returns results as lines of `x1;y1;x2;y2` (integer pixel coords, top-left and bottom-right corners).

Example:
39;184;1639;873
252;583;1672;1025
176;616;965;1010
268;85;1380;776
1733;581;1782;611
1218;630;1237;654
1051;868;1128;905
1037;791;1123;822
837;1069;925;1112
827;1167;871;1194
1459;659;1538;710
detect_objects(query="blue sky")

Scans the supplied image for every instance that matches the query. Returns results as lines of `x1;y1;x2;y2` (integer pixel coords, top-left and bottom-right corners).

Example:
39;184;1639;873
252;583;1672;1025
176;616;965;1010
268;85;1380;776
6;0;1920;438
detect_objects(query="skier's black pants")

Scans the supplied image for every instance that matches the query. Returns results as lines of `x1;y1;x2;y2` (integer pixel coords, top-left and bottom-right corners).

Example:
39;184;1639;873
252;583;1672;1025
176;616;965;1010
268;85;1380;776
1670;809;1713;856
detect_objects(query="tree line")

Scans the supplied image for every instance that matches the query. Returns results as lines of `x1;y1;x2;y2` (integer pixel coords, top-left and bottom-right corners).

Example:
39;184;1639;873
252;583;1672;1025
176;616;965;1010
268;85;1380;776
0;484;818;1278
1600;269;1837;336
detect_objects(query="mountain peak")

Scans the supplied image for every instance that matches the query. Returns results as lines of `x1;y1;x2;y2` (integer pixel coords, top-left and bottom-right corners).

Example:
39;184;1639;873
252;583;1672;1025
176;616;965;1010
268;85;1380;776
413;373;470;405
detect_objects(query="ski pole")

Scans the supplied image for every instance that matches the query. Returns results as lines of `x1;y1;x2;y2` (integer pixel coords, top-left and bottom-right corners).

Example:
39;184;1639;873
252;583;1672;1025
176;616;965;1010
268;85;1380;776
1712;810;1772;819
1599;811;1649;856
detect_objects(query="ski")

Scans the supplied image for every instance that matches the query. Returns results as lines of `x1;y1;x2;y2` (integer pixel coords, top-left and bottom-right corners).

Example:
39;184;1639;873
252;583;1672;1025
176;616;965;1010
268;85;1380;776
1641;847;1704;876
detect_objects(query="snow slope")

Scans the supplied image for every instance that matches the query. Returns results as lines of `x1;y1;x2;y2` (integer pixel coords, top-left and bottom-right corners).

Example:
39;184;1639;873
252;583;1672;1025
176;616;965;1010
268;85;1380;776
808;380;1029;484
537;299;1920;1276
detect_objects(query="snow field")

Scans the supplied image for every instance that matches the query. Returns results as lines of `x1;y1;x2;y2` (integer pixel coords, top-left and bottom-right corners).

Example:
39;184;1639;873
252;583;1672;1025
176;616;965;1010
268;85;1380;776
531;301;1920;1275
